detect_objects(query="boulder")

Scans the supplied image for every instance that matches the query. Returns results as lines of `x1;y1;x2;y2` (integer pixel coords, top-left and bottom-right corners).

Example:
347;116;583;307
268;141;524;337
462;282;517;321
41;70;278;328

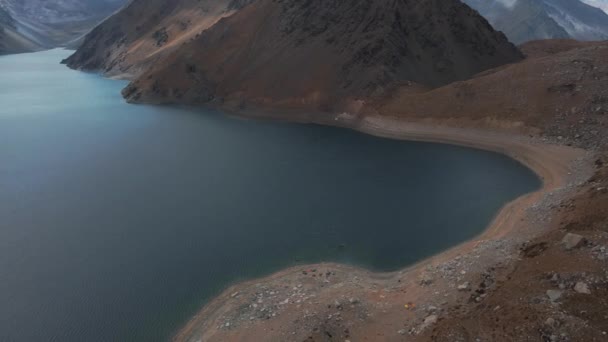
424;315;438;325
561;233;585;250
457;282;470;291
546;289;563;302
574;282;591;294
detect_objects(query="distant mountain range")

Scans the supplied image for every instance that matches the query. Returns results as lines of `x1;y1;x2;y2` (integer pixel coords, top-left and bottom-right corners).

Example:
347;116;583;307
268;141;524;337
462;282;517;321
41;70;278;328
0;0;127;54
0;4;39;54
462;0;608;43
580;0;608;13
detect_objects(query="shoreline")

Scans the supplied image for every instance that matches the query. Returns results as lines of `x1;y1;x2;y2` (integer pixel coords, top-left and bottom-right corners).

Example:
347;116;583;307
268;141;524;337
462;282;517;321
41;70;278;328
172;114;592;342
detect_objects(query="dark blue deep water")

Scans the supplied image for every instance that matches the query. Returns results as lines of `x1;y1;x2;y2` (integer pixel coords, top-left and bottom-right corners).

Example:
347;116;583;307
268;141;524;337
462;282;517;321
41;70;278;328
0;50;541;341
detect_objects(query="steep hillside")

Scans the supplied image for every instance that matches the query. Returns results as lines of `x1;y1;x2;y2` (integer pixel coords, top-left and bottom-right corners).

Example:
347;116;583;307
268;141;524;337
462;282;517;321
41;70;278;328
0;0;127;49
581;0;608;13
543;0;608;41
463;0;569;44
119;0;522;113
463;0;608;43
63;0;255;78
0;5;41;54
379;39;608;149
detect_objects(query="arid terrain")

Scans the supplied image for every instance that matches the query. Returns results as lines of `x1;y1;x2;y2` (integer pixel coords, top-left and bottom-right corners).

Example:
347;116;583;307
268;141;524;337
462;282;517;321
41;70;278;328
62;0;608;340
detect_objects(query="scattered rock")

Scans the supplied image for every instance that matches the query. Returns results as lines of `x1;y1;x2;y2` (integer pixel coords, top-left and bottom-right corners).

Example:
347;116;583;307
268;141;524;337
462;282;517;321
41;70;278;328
420;274;434;286
545;317;556;327
561;233;585;250
574;281;591;294
546;289;563;302
424;314;438;325
457;282;470;291
522;242;548;257
398;329;407;335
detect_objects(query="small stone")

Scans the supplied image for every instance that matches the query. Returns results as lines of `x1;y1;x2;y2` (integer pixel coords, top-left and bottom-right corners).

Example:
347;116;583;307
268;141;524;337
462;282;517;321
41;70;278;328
349;297;360;304
457;282;470;291
574;282;591;294
398;329;407;335
424;315;438;325
562;233;585;250
231;291;240;298
546;290;563;302
420;274;434;286
545;318;556;327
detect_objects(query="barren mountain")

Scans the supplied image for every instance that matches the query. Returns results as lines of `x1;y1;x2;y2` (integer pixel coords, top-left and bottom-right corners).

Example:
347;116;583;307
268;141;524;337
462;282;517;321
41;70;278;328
543;0;608;41
463;0;608;44
0;0;127;50
0;5;41;54
63;0;255;78
109;0;522;113
378;39;608;149
462;0;570;44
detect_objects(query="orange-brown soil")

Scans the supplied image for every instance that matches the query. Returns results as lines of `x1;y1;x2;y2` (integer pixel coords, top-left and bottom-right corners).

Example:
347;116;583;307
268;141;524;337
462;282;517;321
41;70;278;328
376;40;608;151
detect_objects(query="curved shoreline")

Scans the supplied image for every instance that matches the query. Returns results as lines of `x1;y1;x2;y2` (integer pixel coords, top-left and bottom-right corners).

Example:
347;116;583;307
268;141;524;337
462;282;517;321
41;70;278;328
173;115;590;342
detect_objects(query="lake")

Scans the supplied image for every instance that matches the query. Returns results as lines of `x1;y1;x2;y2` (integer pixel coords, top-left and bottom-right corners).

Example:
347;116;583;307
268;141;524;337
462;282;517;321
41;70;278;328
0;49;540;341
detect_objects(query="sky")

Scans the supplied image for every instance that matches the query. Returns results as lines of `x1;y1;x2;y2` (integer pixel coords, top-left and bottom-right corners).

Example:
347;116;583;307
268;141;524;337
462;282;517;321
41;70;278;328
580;0;608;13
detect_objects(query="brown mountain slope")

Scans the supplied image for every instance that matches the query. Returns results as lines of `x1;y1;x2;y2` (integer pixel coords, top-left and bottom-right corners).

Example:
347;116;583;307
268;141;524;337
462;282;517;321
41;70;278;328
63;0;254;78
120;0;522;112
377;39;608;149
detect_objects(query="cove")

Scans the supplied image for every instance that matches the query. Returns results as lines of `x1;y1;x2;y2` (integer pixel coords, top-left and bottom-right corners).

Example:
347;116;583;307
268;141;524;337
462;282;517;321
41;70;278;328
0;50;541;342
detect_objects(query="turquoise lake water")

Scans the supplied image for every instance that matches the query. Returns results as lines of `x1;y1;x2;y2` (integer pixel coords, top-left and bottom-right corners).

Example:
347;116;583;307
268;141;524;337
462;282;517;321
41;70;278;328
0;49;541;341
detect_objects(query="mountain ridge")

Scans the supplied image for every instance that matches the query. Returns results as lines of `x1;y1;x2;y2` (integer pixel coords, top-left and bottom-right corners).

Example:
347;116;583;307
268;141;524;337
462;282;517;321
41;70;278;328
94;0;524;113
0;0;127;54
462;0;608;43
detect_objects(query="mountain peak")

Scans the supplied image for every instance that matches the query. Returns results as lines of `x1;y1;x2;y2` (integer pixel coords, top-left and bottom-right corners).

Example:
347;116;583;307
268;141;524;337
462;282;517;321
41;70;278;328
89;0;523;112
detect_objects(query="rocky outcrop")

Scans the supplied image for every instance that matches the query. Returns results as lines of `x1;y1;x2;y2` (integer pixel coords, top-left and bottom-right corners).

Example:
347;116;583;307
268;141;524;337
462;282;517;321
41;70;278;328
118;0;522;113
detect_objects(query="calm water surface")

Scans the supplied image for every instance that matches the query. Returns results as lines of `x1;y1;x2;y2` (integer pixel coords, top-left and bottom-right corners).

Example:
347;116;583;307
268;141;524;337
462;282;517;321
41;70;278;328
0;50;541;341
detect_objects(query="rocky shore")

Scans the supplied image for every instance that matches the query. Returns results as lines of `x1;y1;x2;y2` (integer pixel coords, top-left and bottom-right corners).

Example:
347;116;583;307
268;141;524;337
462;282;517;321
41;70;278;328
172;117;605;342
